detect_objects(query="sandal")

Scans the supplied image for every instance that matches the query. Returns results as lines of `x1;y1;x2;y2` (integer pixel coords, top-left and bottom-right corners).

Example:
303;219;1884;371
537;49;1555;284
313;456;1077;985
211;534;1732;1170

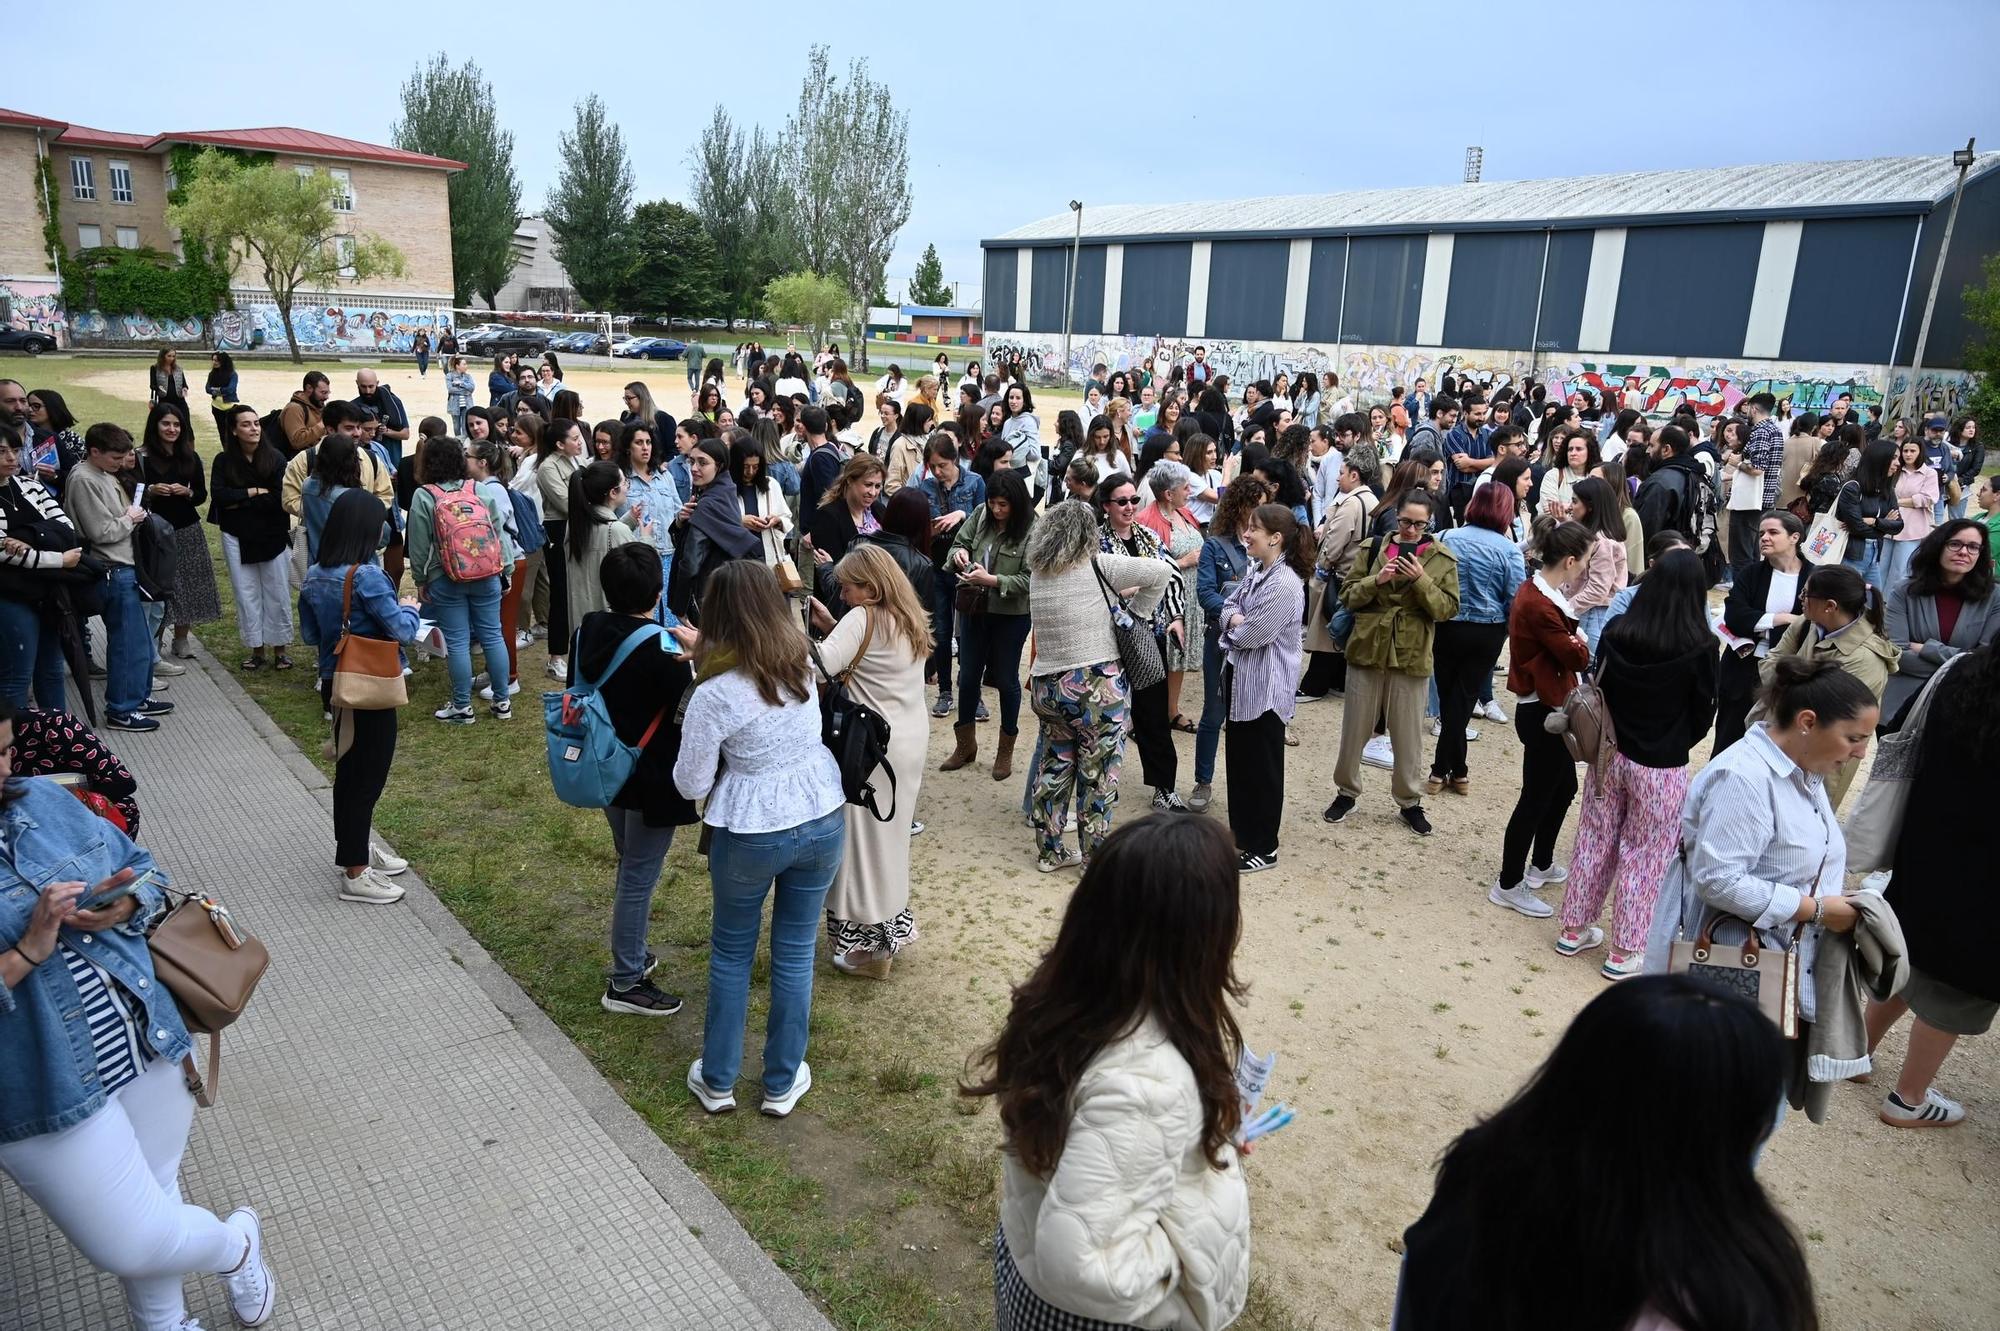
273;652;295;671
1170;714;1198;734
240;656;263;672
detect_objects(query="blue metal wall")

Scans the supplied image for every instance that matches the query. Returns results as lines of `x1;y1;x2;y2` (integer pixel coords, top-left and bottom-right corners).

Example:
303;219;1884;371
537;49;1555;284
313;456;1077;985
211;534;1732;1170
1534;230;1594;351
1610;222;1763;359
1782;217;1921;365
1301;237;1346;342
1339;235;1426;345
1893;165;2000;369
1205;239;1290;341
984;249;1017;333
1026;245;1109;335
1119;242;1193;339
1442;231;1546;351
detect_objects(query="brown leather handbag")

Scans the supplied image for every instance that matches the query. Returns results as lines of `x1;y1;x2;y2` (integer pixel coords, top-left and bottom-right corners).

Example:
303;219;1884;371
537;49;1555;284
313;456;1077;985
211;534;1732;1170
330;564;408;710
148;886;270;1107
1669;915;1802;1039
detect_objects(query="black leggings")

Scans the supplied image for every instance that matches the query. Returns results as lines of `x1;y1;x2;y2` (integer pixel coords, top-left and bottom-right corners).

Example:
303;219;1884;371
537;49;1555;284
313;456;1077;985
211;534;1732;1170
1127;632;1178;792
1499;700;1578;888
544;519;571;650
1224;669;1286;855
1430;620;1507;780
333;706;398;870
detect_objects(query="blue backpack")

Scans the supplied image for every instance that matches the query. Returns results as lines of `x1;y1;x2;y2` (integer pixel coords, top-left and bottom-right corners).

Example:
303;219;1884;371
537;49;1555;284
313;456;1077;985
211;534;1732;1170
507;487;547;556
543;625;667;808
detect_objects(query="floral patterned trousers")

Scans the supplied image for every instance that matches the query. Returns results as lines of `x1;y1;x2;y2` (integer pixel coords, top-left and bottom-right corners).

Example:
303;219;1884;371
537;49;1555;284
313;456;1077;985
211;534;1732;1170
1028;663;1130;859
1559;752;1692;955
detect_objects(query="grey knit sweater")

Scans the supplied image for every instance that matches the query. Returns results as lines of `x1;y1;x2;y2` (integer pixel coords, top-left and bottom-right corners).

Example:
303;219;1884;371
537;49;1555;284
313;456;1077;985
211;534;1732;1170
1028;552;1172;678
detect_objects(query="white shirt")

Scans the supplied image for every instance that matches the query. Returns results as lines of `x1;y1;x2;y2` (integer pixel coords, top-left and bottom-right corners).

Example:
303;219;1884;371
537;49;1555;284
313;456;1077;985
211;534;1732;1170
672;669;844;833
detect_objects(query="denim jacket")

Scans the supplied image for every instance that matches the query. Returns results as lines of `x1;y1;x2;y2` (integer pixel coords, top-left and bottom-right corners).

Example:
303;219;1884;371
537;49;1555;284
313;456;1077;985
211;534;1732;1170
0;779;182;1143
1197;534;1250;624
621;467;681;557
298;561;424;680
1439;525;1526;624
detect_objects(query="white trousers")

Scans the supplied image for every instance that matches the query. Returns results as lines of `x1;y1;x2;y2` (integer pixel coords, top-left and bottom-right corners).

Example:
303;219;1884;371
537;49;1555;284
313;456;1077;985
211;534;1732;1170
222;532;293;649
0;1058;244;1331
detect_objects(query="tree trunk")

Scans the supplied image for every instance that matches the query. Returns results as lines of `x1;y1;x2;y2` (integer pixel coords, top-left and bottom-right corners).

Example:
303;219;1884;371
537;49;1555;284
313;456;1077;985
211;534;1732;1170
277;296;302;364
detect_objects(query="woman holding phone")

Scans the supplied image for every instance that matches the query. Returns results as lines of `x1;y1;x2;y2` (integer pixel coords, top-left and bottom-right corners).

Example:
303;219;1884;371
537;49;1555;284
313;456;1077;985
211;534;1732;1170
0;696;279;1330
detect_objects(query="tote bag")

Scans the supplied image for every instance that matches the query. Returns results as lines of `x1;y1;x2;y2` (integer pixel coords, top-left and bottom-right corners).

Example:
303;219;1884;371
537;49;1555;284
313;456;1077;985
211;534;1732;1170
1800;484;1852;566
330;566;408;710
1842;654;1962;873
1091;557;1165;691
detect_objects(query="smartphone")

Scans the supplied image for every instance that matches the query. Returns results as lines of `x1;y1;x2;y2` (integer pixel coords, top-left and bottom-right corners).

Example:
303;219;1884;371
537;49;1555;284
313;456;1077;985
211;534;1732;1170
76;880;139;913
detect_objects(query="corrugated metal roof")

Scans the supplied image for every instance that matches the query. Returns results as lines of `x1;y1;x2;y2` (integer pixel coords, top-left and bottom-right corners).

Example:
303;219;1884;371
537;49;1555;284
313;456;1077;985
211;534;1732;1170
159;127;465;171
0;106;68;131
988;154;1999;244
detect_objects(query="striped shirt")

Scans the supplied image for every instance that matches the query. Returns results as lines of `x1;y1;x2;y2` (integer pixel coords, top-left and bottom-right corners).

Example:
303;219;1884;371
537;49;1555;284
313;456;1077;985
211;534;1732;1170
60;944;147;1096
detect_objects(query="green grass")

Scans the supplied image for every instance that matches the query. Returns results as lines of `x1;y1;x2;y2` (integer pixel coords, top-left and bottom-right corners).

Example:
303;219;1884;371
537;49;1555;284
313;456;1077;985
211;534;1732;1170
9;351;1311;1331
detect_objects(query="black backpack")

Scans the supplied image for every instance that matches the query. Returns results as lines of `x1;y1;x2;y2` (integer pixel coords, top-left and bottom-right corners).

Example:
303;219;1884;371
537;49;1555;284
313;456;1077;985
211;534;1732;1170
132;511;179;603
809;616;897;823
259;407;290;454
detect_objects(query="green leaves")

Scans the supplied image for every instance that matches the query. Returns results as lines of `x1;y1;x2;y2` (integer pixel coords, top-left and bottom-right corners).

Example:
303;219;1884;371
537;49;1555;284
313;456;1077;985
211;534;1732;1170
620;201;722;319
907;245;952;308
393;55;523;308
762;271;850;342
544;95;635;310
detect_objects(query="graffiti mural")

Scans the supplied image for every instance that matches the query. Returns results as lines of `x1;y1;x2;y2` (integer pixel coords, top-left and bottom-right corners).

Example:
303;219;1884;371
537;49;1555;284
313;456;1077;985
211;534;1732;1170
213;302;452;353
0;282;68;345
1885;370;1974;423
69;310;205;343
1543;361;1883;420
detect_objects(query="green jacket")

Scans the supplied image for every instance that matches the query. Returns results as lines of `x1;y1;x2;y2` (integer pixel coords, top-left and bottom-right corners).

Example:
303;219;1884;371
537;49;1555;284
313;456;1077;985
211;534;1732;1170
947;502;1033;615
1760;615;1899;700
1338;534;1460;676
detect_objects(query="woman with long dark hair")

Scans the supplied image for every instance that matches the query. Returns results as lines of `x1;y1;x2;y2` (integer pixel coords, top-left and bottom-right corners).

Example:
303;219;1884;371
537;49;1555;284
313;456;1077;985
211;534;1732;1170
1555;550;1717;977
1758;563;1896;808
1836;438;1904;589
208;404;293;671
24;388;83;498
1096;472;1188;810
666;437;759;623
1396;977;1817;1331
727;432;792;570
964;814;1249;1331
1885;435;1940;594
536;418;587;679
139;399;220;659
1713;510;1806;753
671;561;846;1117
1189;476;1272;812
202;351;239;444
565;458;639;623
1430;482;1526;795
942;469;1036;779
297;490;424;903
616;420;679;611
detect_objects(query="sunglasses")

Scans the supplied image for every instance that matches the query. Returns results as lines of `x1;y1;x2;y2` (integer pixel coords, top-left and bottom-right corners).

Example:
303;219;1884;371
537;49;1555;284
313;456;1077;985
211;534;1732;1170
1107;495;1141;507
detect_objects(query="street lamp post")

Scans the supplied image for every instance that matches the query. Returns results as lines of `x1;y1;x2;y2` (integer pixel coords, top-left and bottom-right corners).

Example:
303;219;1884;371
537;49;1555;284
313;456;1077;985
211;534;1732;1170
1060;200;1082;387
1906;137;1977;417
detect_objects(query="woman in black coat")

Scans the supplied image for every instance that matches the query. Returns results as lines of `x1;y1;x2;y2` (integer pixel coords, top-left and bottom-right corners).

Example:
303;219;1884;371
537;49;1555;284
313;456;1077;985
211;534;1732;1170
1713;510;1806;753
806;453;888;568
1868;642;1999;1128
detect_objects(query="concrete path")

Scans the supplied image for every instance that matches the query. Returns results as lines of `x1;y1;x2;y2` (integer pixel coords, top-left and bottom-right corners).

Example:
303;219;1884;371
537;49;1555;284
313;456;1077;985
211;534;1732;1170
1;650;832;1331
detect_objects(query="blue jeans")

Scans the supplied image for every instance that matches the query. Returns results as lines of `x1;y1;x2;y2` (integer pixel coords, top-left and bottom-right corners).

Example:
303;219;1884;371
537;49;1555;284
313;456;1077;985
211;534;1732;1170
654;551;677;626
957;611;1031;732
0;597;67;710
700;808;846;1097
1195;628;1227;784
1844;538;1889;592
605;808;676;989
1884;538;1919;598
425;575;509;709
101;567;153;715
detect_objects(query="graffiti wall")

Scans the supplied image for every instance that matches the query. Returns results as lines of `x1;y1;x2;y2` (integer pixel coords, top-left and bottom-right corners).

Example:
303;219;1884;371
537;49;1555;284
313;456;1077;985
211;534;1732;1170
985;330;1938;424
63;300;452;353
69;311;206;344
0;281;68;344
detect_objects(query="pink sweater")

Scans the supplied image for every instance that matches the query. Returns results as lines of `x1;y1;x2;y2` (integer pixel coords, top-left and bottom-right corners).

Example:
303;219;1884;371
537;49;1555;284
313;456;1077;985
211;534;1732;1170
1892;464;1939;542
1564;532;1629;612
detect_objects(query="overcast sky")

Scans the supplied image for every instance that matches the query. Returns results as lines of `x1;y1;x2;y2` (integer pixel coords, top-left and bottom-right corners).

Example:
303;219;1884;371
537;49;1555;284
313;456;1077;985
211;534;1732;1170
17;0;1996;309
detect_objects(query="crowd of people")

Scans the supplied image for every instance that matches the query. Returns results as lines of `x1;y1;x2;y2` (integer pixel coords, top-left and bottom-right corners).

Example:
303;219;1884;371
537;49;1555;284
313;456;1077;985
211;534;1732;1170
2;342;1996;1331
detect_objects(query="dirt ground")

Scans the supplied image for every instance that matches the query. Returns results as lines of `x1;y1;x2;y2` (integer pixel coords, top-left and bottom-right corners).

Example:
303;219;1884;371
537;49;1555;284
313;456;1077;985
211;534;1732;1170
80;356;2000;1330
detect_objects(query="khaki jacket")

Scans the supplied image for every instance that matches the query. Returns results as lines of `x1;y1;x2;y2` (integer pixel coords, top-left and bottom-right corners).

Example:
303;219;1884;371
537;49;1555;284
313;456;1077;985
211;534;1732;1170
1339;536;1460;676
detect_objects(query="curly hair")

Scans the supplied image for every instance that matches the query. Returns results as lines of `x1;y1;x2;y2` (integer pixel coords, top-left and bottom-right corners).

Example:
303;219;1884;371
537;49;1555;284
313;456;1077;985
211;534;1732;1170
1209;474;1269;540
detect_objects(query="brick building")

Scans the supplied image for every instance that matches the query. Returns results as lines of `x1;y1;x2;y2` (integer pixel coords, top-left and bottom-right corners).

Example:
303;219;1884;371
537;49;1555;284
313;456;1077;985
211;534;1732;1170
0;108;463;352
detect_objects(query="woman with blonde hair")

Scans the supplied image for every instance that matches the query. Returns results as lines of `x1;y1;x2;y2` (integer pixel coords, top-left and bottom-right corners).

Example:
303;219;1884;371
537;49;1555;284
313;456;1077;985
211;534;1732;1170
808;544;933;978
807;453;888;567
910;374;946;428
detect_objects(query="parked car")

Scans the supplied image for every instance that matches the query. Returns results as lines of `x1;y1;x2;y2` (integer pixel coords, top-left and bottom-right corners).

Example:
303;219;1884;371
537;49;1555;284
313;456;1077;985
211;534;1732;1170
463;325;551;356
565;332;611;354
0;327;59;355
634;338;687;360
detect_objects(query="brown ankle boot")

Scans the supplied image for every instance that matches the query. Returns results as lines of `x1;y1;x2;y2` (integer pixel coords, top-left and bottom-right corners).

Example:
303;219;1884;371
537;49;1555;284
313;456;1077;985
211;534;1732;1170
991;731;1017;781
939;723;978;771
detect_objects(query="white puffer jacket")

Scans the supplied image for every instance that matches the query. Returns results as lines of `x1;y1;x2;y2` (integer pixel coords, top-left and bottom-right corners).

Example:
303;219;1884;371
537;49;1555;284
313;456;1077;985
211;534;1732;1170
998;1020;1250;1330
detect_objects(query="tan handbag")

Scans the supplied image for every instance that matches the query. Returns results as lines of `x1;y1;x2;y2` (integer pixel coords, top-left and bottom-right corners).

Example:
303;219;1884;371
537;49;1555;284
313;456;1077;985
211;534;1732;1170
330;565;408;710
763;524;805;594
148;886;270;1106
1669;915;1803;1039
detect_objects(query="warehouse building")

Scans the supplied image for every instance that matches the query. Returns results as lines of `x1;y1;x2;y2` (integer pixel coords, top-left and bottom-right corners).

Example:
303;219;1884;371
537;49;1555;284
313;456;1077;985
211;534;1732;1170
980;153;1999;423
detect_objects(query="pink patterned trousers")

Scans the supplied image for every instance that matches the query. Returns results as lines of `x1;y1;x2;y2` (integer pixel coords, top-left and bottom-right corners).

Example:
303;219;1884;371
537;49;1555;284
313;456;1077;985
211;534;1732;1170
1559;752;1692;955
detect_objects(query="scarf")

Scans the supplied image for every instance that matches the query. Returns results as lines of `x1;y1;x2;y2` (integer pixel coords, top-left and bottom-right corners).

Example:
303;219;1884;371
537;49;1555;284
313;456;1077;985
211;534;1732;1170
689;483;761;561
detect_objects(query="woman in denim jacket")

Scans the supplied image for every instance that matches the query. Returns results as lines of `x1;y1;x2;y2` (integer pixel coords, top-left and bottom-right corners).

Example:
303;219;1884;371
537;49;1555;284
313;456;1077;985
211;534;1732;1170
0;697;277;1330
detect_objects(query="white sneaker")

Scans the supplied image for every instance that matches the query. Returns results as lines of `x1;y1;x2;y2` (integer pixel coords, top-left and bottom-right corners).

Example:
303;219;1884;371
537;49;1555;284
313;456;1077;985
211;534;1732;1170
1427;719;1478;741
1879;1087;1966;1128
434;703;475;725
369;845;408;876
1555;925;1606;956
1361;734;1395;770
338;869;405;905
221;1206;276;1326
546;657;568;681
477;678;522;700
687;1058;736;1114
761;1061;812;1117
1480;699;1509;723
515;630;534;649
153;658;188;677
1524;863;1570;888
489;699;513;721
1488;881;1555;918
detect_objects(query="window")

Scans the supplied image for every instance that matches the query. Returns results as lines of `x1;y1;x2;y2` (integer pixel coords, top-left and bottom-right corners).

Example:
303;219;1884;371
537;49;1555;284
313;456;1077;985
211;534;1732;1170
76;224;102;249
115;227;140;250
333;235;356;279
69;157;95;200
329;168;354;212
109;160;133;204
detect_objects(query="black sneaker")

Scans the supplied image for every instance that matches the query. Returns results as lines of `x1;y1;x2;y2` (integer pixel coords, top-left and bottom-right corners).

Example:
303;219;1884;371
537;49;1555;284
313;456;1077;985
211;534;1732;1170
1238;850;1277;874
601;980;683;1017
106;711;160;732
1322;794;1356;824
1400;805;1434;837
134;697;174;716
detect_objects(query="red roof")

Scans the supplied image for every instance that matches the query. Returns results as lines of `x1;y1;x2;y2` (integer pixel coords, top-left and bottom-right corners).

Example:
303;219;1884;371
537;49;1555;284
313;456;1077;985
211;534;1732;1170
158;127;465;171
55;124;153;150
0;106;67;131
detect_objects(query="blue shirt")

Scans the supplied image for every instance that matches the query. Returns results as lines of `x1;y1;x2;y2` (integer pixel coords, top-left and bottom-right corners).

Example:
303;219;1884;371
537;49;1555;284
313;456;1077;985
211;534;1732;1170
621;467;682;557
919;468;986;519
1444;423;1494;491
1439;525;1525;623
297;561;424;680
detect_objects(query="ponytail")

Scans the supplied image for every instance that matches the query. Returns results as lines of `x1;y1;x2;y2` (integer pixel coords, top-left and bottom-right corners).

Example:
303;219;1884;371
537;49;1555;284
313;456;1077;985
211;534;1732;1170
1756;655;1876;729
567;460;623;561
1800;564;1882;635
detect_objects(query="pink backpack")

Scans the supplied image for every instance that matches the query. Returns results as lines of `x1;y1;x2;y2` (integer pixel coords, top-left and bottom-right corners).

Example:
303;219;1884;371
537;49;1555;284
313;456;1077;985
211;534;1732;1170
426;483;504;581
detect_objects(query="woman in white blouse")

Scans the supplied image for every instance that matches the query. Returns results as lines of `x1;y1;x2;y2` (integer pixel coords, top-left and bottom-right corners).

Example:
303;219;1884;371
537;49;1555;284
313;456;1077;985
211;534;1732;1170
672;562;846;1119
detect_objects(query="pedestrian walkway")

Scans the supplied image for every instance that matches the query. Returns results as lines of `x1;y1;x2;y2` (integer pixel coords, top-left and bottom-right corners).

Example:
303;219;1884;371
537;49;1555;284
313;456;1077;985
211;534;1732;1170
1;652;832;1331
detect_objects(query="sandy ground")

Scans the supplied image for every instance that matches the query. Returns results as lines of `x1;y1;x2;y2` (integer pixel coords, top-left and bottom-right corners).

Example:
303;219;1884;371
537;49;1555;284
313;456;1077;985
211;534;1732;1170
79;356;2000;1330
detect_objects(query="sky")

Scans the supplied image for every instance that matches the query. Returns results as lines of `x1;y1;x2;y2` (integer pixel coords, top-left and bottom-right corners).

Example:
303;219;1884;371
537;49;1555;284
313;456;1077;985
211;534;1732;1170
16;0;1998;310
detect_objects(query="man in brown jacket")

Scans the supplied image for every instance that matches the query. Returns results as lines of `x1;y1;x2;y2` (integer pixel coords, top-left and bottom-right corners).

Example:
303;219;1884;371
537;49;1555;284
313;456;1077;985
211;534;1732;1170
280;371;332;453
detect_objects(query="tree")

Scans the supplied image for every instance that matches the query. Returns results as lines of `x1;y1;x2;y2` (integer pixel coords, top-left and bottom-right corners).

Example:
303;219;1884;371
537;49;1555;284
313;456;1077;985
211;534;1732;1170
776;45;913;367
621;201;722;319
1959;253;2000;443
690;107;753;320
392;55;522;308
907;244;952;307
763;270;849;346
545;95;634;309
168;150;405;362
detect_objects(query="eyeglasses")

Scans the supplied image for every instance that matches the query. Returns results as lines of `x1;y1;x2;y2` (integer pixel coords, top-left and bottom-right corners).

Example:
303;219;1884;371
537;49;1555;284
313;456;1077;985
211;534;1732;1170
1396;516;1430;530
1943;540;1984;554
